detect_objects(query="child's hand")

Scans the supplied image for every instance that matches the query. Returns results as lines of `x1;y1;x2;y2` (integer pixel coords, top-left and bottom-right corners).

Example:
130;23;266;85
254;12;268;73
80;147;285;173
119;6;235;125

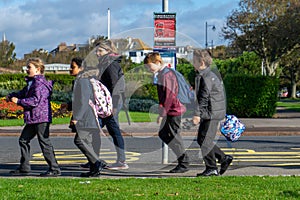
11;97;18;104
192;116;201;125
157;116;163;124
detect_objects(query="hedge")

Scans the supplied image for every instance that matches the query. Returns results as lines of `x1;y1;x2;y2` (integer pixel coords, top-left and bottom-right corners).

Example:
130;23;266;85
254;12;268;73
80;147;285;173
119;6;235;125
224;74;279;118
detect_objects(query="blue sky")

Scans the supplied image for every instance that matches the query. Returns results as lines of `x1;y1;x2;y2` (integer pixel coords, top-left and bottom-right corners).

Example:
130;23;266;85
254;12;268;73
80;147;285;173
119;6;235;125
0;0;239;58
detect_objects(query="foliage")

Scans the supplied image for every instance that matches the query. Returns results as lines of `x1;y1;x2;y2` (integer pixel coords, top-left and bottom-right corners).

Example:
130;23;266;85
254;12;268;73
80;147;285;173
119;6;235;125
120;55;141;73
224;74;279;117
223;0;300;76
0;73;26;82
0;73;74;102
176;62;196;88
214;51;262;78
279;46;300;98
0;97;23;119
0;98;72;120
45;74;74;90
128;99;158;112
0;39;16;68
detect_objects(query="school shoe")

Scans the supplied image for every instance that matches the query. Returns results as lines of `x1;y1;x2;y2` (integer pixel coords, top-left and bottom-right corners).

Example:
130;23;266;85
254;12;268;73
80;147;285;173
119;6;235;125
197;169;219;177
40;169;61;177
220;155;233;175
105;161;129;170
80;162;90;169
80;160;106;177
169;164;189;173
10;168;30;175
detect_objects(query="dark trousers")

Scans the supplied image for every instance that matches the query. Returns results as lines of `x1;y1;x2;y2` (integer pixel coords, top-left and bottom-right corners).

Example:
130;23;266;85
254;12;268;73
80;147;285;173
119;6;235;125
197;119;225;170
99;115;126;162
159;115;189;166
18;123;60;172
74;127;101;164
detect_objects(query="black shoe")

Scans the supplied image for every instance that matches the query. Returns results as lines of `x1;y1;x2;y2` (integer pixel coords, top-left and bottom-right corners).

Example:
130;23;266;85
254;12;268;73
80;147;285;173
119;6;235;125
10;169;30;175
93;160;107;171
80;171;101;177
80;162;90;169
220;155;233;175
197;169;219;177
40;170;61;177
169;164;189;173
80;161;107;178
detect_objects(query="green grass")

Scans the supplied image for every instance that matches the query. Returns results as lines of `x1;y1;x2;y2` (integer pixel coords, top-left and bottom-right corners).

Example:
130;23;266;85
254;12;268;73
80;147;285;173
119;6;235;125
0;117;72;127
1;99;299;127
277;99;300;112
0;176;299;199
0;111;156;127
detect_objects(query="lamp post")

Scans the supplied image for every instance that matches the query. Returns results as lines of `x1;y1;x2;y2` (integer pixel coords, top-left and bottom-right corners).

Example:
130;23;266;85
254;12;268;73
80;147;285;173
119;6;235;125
205;21;216;49
210;40;214;57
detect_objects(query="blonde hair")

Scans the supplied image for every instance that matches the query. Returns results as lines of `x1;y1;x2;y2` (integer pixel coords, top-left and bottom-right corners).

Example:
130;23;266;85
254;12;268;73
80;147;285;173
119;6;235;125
143;52;164;65
96;40;118;54
26;57;45;74
193;49;212;67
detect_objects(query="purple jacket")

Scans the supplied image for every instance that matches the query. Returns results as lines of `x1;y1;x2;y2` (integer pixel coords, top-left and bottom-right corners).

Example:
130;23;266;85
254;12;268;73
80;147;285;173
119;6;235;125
8;75;53;124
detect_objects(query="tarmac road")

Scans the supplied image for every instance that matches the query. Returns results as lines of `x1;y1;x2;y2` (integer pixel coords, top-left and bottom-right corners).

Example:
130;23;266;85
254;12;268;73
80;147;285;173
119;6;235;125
0;135;299;178
0;109;299;177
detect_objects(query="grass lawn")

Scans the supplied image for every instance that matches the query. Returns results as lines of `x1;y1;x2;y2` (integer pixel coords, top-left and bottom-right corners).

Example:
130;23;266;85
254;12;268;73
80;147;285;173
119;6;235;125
0;111;157;127
0;176;299;199
277;99;300;112
1;100;299;127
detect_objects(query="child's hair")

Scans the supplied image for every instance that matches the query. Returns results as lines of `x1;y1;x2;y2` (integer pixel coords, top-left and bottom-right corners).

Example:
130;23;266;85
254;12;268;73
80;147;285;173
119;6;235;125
143;52;163;64
26;57;45;74
71;57;83;68
193;49;213;67
96;40;117;54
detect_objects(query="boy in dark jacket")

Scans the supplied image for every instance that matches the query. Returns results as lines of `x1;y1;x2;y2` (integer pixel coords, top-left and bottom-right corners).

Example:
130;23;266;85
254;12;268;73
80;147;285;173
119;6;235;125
192;49;233;176
7;57;61;177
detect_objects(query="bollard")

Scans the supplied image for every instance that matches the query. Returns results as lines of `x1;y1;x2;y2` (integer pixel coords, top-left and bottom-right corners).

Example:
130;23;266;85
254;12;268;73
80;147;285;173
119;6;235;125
162;142;168;164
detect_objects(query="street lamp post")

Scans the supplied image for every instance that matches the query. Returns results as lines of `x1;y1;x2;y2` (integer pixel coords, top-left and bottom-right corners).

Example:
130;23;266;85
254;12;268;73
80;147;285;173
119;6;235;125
205;21;216;49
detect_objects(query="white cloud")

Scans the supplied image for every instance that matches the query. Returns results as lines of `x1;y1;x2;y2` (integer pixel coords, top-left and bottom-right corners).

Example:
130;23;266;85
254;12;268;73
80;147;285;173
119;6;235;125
0;0;239;58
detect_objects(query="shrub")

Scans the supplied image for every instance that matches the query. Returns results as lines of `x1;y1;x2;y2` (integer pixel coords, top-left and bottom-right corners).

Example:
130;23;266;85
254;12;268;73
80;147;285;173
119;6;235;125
224;74;279;117
0;97;72;119
128;99;158;112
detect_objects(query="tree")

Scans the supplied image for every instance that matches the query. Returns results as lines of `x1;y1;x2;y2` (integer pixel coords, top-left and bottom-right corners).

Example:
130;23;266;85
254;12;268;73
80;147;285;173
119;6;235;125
0;39;16;68
222;0;300;76
88;35;107;48
279;46;300;98
24;49;49;62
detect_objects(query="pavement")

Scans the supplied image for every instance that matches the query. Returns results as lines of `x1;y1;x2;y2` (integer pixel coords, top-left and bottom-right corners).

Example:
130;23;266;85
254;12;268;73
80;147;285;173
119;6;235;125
0;108;299;177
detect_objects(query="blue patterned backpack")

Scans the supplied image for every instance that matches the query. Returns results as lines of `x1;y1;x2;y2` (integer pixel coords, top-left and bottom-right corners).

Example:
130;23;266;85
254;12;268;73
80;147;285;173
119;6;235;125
220;114;245;142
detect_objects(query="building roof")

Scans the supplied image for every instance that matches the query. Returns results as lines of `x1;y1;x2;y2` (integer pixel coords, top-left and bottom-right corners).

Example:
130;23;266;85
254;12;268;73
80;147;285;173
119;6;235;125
111;37;152;52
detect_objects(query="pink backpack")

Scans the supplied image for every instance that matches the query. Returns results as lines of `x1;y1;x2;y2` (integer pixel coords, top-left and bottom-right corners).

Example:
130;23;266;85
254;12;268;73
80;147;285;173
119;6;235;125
89;78;113;118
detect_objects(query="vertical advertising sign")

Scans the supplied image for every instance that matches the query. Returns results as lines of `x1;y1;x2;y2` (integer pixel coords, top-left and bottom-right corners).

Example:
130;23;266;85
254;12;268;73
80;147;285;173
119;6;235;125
152;48;176;84
154;12;176;48
153;48;176;69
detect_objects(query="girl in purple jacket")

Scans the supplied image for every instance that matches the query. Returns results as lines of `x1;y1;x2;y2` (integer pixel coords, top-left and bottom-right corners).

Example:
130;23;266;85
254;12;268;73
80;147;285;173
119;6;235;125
6;58;61;177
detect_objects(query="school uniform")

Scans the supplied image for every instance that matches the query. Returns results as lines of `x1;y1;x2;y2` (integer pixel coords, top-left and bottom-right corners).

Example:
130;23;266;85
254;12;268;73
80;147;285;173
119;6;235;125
157;67;189;170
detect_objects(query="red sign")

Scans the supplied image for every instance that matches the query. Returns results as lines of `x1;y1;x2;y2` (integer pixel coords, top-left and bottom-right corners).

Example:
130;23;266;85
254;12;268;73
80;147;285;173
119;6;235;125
154;13;176;47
